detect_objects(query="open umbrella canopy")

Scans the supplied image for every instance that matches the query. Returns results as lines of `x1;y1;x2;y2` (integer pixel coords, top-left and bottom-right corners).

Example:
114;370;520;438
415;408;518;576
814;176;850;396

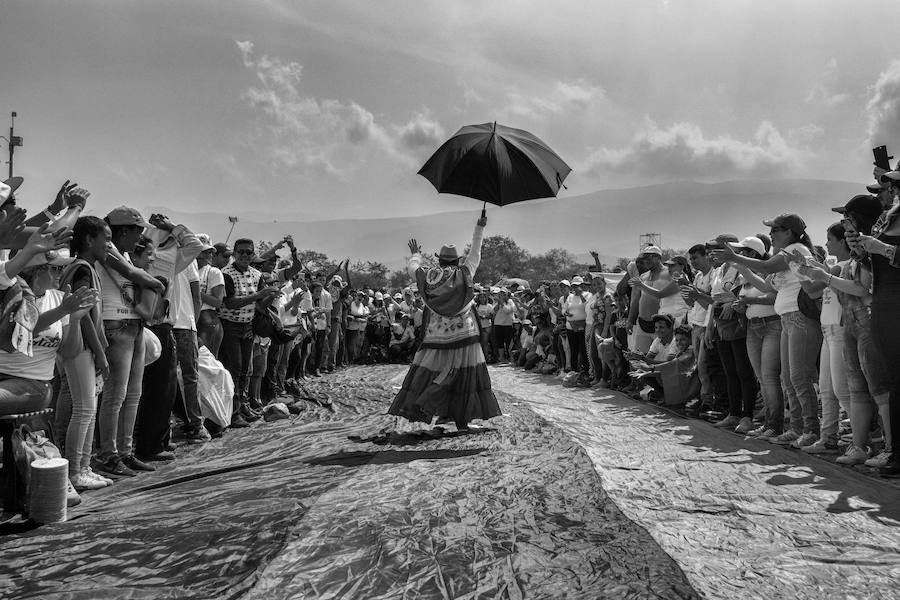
418;122;571;207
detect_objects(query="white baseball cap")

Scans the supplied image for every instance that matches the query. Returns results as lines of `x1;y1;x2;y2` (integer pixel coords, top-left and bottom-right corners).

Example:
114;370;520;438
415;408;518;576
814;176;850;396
728;236;766;257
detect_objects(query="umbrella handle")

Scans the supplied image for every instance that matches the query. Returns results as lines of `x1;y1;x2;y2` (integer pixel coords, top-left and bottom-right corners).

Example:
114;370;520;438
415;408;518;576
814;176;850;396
481;202;486;219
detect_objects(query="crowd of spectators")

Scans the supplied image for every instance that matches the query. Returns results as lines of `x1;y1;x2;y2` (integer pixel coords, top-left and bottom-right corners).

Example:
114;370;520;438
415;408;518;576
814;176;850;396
1;143;899;514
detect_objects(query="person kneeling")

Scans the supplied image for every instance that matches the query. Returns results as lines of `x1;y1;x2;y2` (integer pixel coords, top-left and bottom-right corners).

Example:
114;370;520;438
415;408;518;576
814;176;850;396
388;314;416;363
629;322;696;405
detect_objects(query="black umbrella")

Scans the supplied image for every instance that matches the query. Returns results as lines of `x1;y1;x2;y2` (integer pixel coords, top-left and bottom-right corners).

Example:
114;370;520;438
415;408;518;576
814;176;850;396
418;122;571;212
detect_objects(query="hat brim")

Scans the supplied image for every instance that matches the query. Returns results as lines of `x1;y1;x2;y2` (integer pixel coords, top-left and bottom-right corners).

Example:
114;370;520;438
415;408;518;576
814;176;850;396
831;206;848;214
2;177;24;194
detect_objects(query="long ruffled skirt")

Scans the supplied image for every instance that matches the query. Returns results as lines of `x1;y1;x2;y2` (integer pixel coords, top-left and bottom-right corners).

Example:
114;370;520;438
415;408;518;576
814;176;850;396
388;310;501;425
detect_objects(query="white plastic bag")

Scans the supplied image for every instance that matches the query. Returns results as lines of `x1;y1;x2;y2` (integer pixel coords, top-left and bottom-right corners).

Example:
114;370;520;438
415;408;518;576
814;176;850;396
196;345;234;428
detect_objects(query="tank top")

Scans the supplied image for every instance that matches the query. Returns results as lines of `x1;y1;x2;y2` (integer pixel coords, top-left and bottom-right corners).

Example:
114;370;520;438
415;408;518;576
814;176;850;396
98;258;140;321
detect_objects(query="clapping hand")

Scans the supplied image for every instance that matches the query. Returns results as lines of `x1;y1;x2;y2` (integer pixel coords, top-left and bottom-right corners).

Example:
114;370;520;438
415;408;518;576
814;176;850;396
24;222;72;255
60;284;99;317
64;185;90;210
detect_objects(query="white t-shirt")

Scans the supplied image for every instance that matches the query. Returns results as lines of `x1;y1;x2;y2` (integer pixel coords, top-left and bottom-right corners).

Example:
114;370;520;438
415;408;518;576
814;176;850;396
0;289;67;381
657;273;690;322
648;336;678;363
819;261;846;326
771;243;812;316
494;299;517;326
564;292;592;323
739;284;777;320
171;262;200;330
311;290;333;331
198;264;225;312
687;269;712;327
98;258;140;321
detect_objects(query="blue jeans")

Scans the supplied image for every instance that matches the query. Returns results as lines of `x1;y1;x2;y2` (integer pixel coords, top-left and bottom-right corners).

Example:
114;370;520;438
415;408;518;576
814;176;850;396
174;328;202;429
746;317;783;432
819;324;850;443
780;311;822;434
99;319;145;460
844;306;892;449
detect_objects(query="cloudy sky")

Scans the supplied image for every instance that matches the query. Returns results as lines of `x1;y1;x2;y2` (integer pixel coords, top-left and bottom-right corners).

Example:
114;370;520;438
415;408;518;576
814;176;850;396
2;0;899;222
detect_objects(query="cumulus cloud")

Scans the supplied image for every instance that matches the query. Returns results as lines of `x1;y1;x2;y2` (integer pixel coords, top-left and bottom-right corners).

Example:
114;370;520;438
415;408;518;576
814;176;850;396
506;78;604;118
867;59;900;147
236;41;443;175
804;58;850;108
581;118;805;178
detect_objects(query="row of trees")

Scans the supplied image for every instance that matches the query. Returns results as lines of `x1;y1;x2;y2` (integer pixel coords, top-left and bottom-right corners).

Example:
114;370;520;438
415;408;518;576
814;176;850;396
257;236;687;290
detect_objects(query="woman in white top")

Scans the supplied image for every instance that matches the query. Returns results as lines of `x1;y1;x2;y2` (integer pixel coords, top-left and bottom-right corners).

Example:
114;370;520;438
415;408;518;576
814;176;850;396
636;256;692;323
563;276;591;376
734;237;782;439
716;213;824;449
4;256;99;491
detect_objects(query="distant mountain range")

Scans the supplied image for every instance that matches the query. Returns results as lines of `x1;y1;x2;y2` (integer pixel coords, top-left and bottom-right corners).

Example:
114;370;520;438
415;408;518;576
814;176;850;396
144;179;866;270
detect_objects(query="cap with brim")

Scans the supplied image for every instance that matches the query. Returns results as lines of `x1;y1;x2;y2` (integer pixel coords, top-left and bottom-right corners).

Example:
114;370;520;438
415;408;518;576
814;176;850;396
867;182;884;192
559;279;571;287
571;276;585;285
728;236;766;257
196;233;214;252
762;213;806;233
705;233;739;247
106;206;150;228
832;194;884;222
883;170;900;180
250;255;266;264
640;245;662;256
2;177;23;195
393;293;402;299
213;242;232;256
650;313;675;327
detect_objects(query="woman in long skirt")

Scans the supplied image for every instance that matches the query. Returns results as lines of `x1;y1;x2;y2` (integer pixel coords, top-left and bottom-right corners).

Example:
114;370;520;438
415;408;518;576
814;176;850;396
388;213;501;430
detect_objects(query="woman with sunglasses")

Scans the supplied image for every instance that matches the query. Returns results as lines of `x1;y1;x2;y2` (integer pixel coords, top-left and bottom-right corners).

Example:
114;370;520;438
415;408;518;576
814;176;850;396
713;213;823;449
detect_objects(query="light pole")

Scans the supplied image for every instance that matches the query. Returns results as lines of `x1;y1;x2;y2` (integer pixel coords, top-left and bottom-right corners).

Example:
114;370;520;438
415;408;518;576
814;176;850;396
3;112;24;179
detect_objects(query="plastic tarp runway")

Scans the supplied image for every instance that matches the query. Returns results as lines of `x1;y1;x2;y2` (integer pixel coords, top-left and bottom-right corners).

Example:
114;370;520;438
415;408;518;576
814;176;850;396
489;368;900;600
1;365;697;599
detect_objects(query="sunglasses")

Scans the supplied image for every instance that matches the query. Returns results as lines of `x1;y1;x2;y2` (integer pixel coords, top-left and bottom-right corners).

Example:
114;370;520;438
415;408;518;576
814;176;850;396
234;249;255;255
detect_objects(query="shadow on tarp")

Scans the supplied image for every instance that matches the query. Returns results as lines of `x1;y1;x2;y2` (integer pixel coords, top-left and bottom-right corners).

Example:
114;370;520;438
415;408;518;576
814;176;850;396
0;362;702;600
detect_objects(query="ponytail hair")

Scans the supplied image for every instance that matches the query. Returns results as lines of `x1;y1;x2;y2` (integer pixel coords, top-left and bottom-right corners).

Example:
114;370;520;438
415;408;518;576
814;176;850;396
791;230;815;252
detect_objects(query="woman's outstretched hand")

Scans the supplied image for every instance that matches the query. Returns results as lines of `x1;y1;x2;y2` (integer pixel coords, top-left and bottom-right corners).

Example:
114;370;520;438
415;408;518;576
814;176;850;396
408;238;421;254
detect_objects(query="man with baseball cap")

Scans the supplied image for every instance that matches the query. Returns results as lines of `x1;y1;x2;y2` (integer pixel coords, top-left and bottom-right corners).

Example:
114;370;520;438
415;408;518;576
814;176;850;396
627;245;665;353
212;243;232;269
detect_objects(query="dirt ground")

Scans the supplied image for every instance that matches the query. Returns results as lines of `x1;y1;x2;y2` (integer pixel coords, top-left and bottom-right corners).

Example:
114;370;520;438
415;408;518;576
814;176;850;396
0;365;699;600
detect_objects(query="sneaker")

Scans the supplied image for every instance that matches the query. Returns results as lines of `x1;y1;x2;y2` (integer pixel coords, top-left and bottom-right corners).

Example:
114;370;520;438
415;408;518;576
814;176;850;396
70;471;106;491
240;404;261;422
121;455;156;472
85;468;114;486
66;479;84;506
801;438;839;454
714;415;741;429
747;424;768;437
771;430;801;446
734;417;755;434
94;456;137;478
755;428;778;441
791;432;819;449
865;450;892;468
185;425;212;444
836;444;869;465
